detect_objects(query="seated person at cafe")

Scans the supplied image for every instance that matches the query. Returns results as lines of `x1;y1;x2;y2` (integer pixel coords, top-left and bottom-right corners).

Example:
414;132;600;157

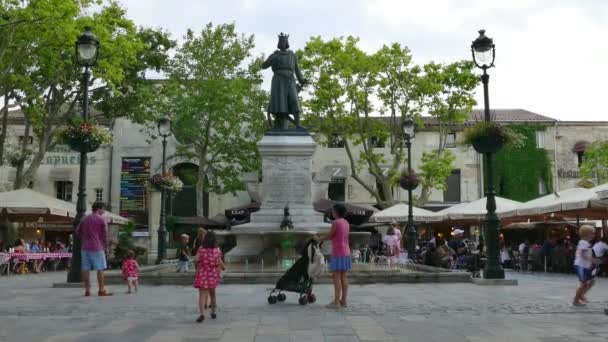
448;229;467;259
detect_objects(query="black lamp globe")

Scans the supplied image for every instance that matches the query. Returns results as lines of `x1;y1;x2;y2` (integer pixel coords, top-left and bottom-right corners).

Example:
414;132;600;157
471;29;495;69
75;27;99;67
157;115;172;137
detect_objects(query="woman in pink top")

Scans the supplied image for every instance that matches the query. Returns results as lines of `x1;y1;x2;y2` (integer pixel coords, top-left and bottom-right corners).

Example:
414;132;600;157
318;203;350;309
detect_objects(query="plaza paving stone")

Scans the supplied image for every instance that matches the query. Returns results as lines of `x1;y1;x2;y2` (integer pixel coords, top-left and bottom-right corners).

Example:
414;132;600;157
1;272;608;341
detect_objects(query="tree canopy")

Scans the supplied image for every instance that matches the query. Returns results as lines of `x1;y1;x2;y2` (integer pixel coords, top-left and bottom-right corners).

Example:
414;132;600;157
158;23;267;216
580;141;608;186
298;36;477;208
0;0;174;188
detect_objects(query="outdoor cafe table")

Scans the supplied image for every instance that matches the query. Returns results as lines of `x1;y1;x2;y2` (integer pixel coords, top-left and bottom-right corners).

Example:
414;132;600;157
0;252;72;275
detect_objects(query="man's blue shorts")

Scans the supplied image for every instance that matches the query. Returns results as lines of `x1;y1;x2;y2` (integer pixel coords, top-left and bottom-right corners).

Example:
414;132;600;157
81;250;107;271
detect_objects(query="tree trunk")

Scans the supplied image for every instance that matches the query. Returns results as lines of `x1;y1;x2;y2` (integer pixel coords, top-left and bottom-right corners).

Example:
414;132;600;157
0;90;9;165
21;126;53;188
196;160;206;217
13;116;31;189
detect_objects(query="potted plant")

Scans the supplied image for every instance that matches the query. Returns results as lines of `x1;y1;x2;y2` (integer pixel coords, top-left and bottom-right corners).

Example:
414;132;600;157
462;121;519;154
110;222;147;268
58;117;113;153
399;169;419;191
149;171;184;192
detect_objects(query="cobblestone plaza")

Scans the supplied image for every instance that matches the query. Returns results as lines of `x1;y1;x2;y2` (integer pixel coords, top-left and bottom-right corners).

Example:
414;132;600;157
1;272;608;342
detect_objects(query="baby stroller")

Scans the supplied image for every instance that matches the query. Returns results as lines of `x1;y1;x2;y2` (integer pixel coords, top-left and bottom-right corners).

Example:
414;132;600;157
268;239;324;305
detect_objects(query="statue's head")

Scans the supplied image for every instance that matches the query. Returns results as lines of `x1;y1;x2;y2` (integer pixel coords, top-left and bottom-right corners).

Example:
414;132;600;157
277;32;290;50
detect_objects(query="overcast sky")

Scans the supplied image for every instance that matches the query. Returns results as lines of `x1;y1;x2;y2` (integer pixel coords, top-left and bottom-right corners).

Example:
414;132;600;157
118;0;608;122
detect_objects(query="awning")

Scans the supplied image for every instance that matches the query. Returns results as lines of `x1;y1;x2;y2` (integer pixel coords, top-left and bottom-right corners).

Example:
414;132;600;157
224;202;261;220
573;141;589;153
172;216;225;229
313;198;376;225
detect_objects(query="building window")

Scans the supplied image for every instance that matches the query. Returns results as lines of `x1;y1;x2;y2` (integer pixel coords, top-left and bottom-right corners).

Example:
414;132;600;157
443;170;461;202
95;188;103;202
328;134;345;148
370;136;385;148
577;151;585;167
19;136;33;144
446;133;456;148
55;181;73;202
328;178;346;202
536;130;545;148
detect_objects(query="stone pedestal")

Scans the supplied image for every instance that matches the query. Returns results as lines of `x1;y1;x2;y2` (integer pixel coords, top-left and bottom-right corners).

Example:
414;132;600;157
146;190;161;265
226;134;330;262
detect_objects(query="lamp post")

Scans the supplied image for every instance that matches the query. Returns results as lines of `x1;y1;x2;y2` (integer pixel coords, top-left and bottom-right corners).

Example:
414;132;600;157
67;27;100;283
471;29;504;279
156;115;172;264
400;117;418;260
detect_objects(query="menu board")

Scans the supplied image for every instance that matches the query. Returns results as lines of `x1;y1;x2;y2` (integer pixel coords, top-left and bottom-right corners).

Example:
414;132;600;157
120;157;151;230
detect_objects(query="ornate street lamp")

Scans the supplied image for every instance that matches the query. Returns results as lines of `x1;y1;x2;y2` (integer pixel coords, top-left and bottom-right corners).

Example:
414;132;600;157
67;27;100;283
156;115;172;264
471;29;504;279
400;117;418;260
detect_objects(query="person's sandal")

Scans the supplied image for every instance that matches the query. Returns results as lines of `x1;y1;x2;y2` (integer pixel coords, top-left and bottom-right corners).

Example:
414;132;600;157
84;290;91;297
98;290;113;297
196;315;205;323
340;301;348;308
210;305;217;319
325;302;341;309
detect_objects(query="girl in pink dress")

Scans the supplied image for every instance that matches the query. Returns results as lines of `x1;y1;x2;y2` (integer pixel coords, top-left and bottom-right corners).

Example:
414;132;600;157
121;250;139;294
193;231;225;323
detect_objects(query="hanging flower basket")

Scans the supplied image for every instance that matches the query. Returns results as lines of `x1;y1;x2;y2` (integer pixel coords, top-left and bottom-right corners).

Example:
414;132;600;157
399;170;419;191
149;171;183;192
462;121;519;154
58;118;112;153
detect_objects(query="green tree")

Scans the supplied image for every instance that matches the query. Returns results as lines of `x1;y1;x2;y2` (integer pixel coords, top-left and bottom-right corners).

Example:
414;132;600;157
163;23;266;216
299;37;477;208
580;141;608;185
2;0;173;188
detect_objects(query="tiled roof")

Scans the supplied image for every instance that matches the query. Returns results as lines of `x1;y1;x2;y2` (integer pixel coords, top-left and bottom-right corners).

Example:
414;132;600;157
422;109;556;126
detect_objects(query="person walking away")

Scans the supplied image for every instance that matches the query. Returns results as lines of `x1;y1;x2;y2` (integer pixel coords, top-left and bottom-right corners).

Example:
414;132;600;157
368;228;382;261
499;242;511;269
121;250;139;294
318;203;351;309
573;225;597;306
382;227;401;262
193;231;225;323
76;202;112;297
177;234;190;273
192;227;207;256
518;240;530;272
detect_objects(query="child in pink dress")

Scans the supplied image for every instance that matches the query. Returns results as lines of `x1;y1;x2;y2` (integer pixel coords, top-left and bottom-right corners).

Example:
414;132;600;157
121;250;139;294
193;231;225;323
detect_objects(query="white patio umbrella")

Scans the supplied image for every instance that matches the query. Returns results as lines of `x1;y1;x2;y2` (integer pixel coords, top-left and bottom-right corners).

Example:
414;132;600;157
437;196;522;221
0;188;75;222
516;188;599;218
369;203;444;223
0;188;129;225
591;183;608;200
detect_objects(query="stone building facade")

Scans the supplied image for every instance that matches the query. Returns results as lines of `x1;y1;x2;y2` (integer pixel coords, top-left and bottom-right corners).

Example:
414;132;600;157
1;108;607;257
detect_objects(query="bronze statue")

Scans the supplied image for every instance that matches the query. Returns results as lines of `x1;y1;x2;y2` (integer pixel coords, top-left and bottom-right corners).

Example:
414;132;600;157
262;33;307;131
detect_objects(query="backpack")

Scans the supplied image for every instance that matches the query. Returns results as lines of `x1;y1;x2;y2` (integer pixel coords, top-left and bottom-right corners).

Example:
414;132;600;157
307;243;325;280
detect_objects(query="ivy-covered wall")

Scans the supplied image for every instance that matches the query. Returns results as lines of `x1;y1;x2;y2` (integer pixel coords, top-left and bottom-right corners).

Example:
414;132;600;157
487;125;553;202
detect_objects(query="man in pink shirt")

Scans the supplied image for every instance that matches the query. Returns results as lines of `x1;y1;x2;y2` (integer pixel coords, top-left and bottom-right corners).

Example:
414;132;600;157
76;202;112;296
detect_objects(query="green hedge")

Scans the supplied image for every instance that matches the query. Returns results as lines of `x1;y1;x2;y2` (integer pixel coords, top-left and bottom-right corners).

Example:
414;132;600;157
486;124;553;202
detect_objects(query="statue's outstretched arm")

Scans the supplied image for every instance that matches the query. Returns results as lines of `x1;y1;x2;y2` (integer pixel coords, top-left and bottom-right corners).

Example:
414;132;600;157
262;51;277;69
294;55;307;85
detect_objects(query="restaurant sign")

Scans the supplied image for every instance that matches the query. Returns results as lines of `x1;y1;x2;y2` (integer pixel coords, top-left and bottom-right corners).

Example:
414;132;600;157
558;168;596;179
